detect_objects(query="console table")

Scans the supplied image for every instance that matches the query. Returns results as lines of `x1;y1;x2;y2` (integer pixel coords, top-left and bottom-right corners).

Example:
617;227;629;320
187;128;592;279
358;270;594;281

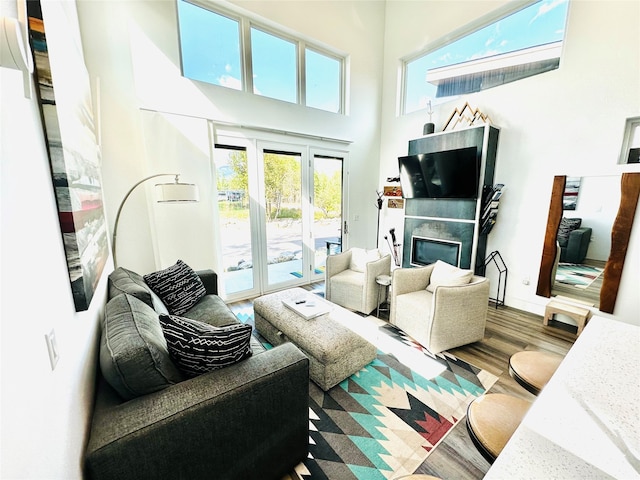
485;316;640;478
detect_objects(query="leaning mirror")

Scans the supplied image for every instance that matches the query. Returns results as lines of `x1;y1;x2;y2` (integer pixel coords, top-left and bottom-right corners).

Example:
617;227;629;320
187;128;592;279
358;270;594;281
536;172;640;314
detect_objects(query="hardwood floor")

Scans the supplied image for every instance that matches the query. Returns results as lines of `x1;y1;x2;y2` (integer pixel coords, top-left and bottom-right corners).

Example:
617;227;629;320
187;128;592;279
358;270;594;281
229;282;578;479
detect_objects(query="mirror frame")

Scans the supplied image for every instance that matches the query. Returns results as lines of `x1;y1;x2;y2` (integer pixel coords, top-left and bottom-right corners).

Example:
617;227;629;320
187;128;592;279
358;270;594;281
537;172;640;314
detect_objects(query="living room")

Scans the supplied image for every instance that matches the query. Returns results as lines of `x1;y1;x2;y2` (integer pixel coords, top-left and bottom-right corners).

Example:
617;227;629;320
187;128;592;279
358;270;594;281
1;0;639;478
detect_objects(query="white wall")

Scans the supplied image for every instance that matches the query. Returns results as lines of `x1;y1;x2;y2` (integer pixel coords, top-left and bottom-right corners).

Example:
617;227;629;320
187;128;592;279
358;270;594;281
379;0;640;324
76;0;387;275
0;3;107;479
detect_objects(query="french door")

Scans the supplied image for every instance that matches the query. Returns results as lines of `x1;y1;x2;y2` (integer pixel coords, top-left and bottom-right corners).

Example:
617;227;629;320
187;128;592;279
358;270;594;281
213;133;346;301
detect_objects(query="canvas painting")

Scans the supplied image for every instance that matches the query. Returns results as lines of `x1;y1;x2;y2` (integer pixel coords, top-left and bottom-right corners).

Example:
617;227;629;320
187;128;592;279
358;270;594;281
28;1;108;311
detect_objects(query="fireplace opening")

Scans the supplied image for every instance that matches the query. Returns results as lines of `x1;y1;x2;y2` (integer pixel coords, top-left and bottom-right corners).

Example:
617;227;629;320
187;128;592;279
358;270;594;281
410;236;462;267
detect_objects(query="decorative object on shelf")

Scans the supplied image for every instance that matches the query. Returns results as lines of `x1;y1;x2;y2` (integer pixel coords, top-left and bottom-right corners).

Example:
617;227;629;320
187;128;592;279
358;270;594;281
112;174;199;267
481;184;504;235
386;175;400;183
484;250;507;308
384;228;401;266
443;102;491;132
388;198;404;209
423;100;435;135
29;1;108;311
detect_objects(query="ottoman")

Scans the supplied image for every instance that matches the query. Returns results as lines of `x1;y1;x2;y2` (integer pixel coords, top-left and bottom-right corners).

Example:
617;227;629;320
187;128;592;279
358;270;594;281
254;288;377;391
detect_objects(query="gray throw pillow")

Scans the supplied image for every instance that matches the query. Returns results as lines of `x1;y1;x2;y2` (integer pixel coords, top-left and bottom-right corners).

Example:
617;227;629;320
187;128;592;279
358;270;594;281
557;217;582;247
159;314;253;378
144;260;206;316
108;267;154;307
100;294;183;400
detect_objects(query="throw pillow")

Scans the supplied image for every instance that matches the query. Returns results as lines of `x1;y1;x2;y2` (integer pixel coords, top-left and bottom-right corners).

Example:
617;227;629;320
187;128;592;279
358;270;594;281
349;248;381;273
144;260;206;316
426;260;473;293
159;314;253;378
557;217;582;247
100;294;183;400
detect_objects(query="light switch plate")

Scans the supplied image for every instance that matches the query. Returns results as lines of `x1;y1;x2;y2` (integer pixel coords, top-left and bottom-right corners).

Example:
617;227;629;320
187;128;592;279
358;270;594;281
45;329;59;370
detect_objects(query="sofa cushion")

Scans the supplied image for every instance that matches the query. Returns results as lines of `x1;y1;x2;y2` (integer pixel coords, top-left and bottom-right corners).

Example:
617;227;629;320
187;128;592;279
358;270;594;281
182;294;240;327
349;248;381;273
144;260;206;316
100;294;183;400
159;314;253;378
426;260;473;293
557;217;582;247
108;267;154;307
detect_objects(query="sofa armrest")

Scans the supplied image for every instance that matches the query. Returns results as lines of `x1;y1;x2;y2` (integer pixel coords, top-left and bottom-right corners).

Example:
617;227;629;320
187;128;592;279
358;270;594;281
389;265;434;324
196;269;218;295
85;343;309;480
325;250;352;301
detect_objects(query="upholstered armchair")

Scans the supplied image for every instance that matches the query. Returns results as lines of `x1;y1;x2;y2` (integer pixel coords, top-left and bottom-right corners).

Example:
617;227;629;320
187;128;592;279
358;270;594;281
325;248;391;315
389;261;490;353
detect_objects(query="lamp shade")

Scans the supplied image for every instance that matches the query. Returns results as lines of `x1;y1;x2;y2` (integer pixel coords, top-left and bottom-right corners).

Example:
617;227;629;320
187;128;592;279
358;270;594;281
155;182;200;202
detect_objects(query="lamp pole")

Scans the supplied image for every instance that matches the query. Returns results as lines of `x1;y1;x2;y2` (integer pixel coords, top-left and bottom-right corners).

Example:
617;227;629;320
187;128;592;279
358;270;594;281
111;173;179;267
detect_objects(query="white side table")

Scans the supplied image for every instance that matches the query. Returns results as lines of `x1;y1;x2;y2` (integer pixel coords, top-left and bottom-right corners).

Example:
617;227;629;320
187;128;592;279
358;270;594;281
376;274;392;318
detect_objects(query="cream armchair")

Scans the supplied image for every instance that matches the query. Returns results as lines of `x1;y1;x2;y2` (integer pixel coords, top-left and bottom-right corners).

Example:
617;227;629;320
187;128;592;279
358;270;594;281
325;248;392;315
389;261;490;353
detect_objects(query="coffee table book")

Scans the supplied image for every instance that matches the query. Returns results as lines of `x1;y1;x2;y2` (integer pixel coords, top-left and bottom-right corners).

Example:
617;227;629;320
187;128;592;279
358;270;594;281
282;297;333;320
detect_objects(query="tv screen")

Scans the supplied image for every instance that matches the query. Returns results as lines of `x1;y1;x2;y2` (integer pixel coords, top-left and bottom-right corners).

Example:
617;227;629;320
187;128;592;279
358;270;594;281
398;146;479;199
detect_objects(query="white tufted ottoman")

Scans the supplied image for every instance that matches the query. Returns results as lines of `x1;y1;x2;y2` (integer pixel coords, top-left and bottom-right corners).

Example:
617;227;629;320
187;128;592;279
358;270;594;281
253;288;377;391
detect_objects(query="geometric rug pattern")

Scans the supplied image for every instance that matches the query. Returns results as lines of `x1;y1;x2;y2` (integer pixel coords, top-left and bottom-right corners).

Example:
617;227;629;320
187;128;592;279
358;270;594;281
230;304;497;480
555;262;604;289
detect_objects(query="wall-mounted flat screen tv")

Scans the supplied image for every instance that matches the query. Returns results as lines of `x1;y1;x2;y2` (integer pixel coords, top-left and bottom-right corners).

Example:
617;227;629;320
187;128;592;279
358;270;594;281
398;146;480;199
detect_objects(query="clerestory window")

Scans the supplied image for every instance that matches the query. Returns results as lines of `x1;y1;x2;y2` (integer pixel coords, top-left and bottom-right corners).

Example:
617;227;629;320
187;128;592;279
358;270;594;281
403;0;570;115
177;0;345;114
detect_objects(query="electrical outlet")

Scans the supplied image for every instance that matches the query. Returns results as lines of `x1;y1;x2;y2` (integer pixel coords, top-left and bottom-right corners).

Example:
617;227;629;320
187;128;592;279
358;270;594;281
522;276;530;285
45;329;59;370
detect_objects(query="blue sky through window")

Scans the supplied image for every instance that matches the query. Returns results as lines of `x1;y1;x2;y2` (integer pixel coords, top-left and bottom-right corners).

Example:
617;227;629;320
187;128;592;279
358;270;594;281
251;28;297;103
405;0;570;113
178;1;242;89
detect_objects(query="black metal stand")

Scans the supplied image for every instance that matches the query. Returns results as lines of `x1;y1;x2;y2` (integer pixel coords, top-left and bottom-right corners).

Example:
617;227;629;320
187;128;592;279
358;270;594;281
484;250;507;308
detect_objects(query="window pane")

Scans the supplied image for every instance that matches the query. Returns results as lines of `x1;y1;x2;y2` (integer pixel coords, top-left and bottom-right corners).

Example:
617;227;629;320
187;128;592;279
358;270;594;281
251;28;297;103
404;0;569;113
306;49;341;113
178;1;242;90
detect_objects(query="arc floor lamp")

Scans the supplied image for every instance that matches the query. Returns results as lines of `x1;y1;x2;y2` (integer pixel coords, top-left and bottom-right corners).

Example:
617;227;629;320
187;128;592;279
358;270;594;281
112;173;199;267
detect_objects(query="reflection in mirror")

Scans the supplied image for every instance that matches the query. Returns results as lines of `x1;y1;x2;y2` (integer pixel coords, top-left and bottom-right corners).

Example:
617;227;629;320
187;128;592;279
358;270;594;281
550;175;620;308
537;173;640;314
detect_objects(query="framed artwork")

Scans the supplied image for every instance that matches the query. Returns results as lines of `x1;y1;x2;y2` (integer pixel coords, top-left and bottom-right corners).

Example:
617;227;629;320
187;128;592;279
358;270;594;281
28;1;108;311
563;177;581;210
388;198;404;209
383;185;403;197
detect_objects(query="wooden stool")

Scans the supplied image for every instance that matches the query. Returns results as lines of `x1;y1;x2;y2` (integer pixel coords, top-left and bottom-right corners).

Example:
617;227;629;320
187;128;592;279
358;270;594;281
509;351;564;396
466;393;531;463
544;299;591;335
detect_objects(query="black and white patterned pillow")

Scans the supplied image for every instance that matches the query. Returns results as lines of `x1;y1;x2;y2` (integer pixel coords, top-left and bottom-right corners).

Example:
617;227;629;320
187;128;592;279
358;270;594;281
159;314;253;378
143;260;206;316
557;217;582;247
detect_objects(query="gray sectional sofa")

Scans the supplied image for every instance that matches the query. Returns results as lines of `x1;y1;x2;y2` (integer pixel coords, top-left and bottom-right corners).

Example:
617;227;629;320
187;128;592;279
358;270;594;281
84;267;309;480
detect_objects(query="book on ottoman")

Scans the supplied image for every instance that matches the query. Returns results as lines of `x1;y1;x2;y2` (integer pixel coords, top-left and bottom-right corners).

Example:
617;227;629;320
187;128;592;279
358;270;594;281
282;296;332;320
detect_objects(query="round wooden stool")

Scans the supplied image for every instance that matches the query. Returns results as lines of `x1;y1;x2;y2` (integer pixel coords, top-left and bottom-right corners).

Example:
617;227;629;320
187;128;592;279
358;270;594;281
466;393;531;463
509;351;564;396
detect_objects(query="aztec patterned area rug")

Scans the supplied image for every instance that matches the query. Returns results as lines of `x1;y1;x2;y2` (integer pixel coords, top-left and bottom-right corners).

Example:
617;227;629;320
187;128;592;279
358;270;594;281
230;305;498;480
556;263;604;289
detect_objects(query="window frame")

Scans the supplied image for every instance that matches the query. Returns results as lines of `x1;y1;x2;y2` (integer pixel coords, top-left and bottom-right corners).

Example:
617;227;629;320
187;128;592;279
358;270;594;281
177;0;345;114
401;0;569;115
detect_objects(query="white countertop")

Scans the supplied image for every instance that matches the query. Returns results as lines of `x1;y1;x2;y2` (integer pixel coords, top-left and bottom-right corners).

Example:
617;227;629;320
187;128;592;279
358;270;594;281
485;315;640;479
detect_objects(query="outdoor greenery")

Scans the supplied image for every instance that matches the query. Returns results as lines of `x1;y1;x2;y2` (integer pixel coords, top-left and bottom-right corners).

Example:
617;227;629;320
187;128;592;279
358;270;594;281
217;150;341;221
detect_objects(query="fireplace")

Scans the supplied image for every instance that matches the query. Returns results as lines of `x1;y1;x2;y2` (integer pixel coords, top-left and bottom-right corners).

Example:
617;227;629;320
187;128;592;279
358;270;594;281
410;235;462;268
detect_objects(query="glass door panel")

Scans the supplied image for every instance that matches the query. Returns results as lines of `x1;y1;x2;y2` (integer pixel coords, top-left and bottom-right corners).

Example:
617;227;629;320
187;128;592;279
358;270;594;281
262;149;304;288
213;145;255;297
312;154;343;278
